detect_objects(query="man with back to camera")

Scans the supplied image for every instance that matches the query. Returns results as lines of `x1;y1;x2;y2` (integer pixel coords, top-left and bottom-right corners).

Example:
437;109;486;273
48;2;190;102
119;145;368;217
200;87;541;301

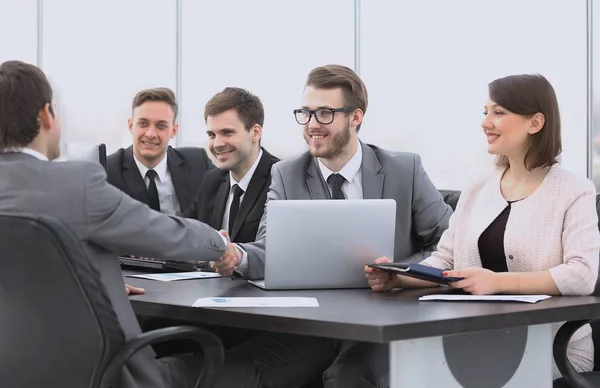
212;65;453;387
107;87;214;215
0;60;262;388
184;87;280;245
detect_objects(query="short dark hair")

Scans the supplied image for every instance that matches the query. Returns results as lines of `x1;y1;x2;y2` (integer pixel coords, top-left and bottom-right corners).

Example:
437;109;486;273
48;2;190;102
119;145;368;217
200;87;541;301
306;65;368;131
0;60;54;150
132;87;178;121
204;87;264;130
489;74;562;170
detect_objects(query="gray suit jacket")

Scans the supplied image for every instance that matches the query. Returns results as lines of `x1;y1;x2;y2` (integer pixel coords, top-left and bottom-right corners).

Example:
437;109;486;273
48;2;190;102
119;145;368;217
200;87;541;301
240;142;453;280
0;152;226;388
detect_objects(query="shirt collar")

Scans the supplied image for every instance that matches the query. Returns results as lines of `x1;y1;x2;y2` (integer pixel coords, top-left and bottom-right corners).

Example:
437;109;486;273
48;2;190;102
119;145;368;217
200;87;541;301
229;149;263;192
134;152;168;182
317;142;362;183
9;147;49;161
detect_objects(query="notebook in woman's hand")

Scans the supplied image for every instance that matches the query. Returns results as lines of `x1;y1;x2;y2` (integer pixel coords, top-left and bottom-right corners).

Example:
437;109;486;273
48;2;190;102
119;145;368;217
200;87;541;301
367;262;463;285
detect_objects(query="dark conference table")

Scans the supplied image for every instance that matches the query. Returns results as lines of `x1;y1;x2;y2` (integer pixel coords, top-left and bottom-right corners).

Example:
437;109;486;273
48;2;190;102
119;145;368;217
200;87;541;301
126;274;600;388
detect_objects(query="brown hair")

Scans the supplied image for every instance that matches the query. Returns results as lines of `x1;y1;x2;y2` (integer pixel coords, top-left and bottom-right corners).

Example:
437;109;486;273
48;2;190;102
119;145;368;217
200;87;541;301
489;74;561;170
0;60;54;150
306;65;368;131
204;87;264;130
132;87;178;122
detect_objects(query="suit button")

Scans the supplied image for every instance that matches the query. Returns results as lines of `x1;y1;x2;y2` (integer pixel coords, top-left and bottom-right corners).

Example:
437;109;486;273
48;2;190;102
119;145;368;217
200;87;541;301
508;255;514;260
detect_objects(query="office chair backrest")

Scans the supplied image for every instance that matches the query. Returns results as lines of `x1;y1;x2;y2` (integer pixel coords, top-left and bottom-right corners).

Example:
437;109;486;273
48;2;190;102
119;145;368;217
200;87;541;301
439;189;461;211
592;194;600;370
65;141;107;171
0;213;124;388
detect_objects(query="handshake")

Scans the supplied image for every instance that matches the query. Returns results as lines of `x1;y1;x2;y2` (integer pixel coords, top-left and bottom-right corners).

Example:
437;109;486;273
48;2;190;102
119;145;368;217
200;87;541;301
210;230;243;277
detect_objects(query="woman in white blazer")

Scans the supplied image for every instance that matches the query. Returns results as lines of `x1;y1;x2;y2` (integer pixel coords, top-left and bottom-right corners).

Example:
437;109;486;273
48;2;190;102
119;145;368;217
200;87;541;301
366;74;600;379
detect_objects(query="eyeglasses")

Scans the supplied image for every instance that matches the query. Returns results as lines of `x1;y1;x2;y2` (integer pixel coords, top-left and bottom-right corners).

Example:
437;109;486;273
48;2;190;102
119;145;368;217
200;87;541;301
293;107;354;125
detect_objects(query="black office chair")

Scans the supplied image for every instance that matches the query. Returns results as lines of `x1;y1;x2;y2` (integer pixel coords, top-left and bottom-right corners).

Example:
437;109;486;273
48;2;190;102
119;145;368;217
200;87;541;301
439;189;461;211
0;213;224;388
553;194;600;388
98;143;107;171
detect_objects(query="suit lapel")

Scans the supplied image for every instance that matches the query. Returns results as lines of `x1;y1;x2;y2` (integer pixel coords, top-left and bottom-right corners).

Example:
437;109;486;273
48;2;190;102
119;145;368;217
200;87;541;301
305;156;331;199
231;150;272;239
212;178;230;230
122;147;151;205
360;143;384;199
167;147;190;212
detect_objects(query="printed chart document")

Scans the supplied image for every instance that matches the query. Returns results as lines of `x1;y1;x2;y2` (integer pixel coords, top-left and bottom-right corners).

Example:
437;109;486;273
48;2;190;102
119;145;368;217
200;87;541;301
419;294;551;304
126;272;221;281
193;297;319;308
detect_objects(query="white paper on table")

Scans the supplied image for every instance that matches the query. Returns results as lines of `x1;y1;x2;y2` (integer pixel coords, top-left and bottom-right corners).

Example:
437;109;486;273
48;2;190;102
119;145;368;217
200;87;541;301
192;297;319;308
419;294;551;304
125;272;222;281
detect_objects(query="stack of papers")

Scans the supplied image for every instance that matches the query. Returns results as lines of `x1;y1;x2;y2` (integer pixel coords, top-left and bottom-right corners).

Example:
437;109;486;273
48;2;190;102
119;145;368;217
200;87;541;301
125;272;221;282
193;297;319;308
419;294;551;304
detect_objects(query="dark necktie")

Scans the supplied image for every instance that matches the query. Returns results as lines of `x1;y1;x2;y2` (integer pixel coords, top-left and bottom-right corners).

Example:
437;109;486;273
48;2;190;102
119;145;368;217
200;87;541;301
327;173;346;200
228;184;245;234
145;169;161;212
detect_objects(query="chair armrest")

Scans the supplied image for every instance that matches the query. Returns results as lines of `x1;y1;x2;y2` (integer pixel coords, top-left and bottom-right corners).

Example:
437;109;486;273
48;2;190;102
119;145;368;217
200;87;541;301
100;326;224;388
553;319;595;388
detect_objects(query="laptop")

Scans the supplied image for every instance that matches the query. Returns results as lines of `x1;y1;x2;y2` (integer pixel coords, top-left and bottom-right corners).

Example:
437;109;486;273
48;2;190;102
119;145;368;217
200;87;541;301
118;255;202;272
249;199;396;290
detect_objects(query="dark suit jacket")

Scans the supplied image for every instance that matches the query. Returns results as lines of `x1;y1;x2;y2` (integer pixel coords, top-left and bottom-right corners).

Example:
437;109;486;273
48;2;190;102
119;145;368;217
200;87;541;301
183;148;280;243
107;145;214;213
240;142;453;280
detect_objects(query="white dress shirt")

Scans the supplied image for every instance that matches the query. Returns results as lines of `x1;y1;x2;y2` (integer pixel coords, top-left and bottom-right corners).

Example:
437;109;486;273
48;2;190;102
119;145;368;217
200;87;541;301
317;143;363;199
133;153;181;216
15;147;49;161
226;150;263;276
221;149;263;231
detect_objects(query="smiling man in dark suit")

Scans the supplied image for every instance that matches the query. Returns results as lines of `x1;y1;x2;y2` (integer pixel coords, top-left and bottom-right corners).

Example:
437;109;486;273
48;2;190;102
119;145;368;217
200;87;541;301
107;87;214;215
183;87;279;244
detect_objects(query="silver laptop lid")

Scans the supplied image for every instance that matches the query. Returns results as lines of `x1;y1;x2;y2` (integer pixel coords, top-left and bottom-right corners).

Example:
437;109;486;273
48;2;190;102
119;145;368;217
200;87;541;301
263;199;396;290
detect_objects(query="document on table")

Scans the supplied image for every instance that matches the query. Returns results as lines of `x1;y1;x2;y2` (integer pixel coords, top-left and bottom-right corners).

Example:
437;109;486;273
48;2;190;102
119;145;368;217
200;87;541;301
125;272;222;281
419;294;551;304
193;297;319;308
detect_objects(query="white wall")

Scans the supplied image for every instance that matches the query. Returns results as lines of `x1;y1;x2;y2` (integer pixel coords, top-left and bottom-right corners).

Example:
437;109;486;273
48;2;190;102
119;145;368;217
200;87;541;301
592;0;600;188
179;0;355;158
41;0;177;154
360;0;589;189
0;0;37;64
0;0;593;190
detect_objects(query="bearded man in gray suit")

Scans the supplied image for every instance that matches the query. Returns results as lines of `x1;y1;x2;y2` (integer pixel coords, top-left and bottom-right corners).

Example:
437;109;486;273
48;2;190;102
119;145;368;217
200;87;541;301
213;65;453;388
0;60;260;388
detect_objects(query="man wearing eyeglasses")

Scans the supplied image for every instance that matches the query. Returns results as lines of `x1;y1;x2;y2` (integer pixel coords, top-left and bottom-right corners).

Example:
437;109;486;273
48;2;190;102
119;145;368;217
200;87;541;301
212;65;453;388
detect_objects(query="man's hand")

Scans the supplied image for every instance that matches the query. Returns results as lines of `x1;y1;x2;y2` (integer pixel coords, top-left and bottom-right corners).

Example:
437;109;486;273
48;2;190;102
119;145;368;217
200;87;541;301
444;267;500;295
211;230;241;277
365;257;399;292
125;284;145;295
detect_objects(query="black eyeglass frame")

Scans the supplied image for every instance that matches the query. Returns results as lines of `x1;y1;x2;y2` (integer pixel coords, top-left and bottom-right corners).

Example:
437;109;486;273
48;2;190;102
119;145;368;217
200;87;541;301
292;107;355;125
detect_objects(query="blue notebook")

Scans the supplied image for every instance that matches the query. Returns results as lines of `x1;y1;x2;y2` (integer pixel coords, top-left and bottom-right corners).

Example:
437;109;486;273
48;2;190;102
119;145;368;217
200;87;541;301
367;262;463;285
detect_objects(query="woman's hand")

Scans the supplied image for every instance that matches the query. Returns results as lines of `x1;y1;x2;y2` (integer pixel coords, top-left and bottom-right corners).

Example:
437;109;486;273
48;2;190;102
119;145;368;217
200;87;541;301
444;267;500;295
365;257;399;292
